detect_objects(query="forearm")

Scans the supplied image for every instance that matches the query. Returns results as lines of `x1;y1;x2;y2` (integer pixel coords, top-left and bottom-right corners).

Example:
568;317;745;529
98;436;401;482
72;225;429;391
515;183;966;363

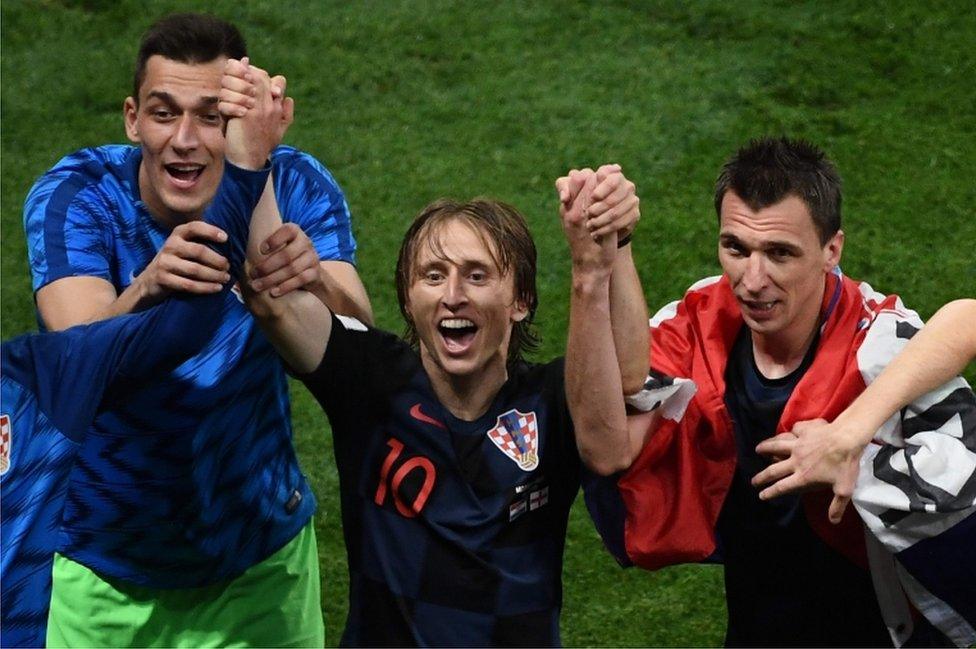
310;261;374;324
609;243;650;394
243;176;334;373
834;298;976;446
567;270;633;475
247;288;331;374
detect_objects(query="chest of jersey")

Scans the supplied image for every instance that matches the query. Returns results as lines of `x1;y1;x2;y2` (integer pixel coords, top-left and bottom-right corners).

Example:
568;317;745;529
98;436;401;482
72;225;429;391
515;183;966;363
358;392;563;535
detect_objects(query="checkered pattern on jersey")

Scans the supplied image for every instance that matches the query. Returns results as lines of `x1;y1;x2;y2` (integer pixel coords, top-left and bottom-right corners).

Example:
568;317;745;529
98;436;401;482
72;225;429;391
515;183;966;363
306;318;583;646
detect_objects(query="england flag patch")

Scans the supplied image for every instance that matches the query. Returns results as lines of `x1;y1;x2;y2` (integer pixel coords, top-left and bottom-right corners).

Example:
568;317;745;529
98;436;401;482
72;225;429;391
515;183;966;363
1;414;11;476
487;409;539;471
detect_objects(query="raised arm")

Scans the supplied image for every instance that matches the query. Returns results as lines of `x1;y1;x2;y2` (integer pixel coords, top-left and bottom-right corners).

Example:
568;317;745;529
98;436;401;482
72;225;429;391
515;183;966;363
562;170;640;474
752;298;976;522
221;64;373;324
219;58;334;374
557;165;650;394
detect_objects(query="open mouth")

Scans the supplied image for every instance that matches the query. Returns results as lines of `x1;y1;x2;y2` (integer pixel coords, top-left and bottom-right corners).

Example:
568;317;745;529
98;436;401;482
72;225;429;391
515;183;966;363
438;317;478;353
164;163;205;187
741;299;779;315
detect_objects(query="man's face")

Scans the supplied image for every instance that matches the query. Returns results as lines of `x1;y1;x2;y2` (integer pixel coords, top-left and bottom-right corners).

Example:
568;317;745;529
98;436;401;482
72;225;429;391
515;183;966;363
123;55;226;226
718;191;844;345
406;219;528;382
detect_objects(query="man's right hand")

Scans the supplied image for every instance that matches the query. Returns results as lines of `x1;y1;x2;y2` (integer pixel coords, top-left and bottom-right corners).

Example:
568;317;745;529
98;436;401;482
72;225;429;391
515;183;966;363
132;221;231;303
219;57;294;170
560;171;616;278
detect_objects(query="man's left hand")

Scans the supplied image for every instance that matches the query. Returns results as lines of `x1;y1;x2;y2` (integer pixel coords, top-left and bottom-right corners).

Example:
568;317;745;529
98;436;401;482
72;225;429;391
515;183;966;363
752;418;864;524
248;223;322;297
556;164;639;244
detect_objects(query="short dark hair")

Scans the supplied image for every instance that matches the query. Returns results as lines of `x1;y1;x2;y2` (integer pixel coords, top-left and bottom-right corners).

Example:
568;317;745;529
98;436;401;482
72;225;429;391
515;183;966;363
133;13;247;101
714;137;842;244
395;199;540;366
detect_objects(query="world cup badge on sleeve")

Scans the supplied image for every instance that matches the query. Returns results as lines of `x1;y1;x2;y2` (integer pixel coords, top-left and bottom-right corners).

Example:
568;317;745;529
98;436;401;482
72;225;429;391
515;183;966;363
487;409;539;471
1;414;11;476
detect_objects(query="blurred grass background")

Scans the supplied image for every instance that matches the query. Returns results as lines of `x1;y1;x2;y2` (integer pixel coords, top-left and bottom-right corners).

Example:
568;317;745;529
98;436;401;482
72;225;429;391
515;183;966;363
2;1;974;645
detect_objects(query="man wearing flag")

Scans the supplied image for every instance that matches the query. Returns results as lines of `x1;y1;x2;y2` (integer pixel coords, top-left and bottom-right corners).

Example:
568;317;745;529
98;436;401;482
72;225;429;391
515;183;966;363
579;137;975;647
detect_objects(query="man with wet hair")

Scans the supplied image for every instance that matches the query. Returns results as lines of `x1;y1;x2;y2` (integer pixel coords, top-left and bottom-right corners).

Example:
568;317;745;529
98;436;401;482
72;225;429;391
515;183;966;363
218;58;649;645
23;12;369;647
581;137;976;647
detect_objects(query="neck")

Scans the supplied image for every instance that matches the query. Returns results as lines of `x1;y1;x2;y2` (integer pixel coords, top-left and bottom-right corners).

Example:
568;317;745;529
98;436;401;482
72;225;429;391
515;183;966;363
750;282;825;380
422;353;508;421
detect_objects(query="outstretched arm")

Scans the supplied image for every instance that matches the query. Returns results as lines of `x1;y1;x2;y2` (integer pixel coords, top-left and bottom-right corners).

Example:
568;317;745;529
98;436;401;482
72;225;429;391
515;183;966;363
752;298;976;522
220;58;334;374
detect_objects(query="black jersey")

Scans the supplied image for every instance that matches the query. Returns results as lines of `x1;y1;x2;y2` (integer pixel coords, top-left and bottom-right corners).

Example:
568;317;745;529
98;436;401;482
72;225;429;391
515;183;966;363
719;326;890;647
303;314;582;647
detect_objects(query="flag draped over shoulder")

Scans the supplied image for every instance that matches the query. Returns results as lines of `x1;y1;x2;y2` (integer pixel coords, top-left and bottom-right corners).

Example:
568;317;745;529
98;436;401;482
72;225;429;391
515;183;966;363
607;269;976;647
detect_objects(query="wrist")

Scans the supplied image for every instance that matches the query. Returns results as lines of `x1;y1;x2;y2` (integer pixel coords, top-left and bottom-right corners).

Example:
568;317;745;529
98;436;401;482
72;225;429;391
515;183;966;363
616;232;633;248
829;409;881;449
126;272;161;311
224;155;273;174
571;268;612;295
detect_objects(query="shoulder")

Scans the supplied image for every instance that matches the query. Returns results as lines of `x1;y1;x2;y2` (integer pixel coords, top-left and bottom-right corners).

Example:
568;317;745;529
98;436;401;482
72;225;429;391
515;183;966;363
32;145;137;191
843;275;923;382
650;275;727;328
331;314;412;358
26;145;139;217
1;336;37;391
509;358;566;396
1;329;78;407
301;315;418;407
271;145;341;187
316;314;416;377
270;145;348;218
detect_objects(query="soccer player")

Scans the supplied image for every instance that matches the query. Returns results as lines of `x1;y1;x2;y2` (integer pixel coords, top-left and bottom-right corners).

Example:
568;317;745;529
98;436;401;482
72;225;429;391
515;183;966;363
21;13;368;646
2;126;274;648
218;60;649;645
579;138;976;647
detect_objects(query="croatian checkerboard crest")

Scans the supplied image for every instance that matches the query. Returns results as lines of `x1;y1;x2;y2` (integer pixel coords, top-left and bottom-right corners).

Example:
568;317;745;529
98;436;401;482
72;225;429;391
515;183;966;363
487;409;538;471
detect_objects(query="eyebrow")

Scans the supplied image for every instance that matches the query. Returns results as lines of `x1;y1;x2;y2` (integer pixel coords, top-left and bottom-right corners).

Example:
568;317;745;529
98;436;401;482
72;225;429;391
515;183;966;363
719;233;802;253
145;90;219;108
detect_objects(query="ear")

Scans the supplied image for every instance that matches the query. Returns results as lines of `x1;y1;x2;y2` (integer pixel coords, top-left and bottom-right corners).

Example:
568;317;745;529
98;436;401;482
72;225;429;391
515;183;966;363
123;97;140;143
511;299;530;323
822;229;844;271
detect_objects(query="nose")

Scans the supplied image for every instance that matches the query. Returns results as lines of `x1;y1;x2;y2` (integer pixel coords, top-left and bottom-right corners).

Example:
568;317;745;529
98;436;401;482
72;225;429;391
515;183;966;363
171;114;199;153
441;272;468;310
741;253;768;294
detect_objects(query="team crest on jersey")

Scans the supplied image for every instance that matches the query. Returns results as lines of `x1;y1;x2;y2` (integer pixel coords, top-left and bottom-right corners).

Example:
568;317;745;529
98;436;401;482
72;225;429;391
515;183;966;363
487;409;539;471
1;414;11;476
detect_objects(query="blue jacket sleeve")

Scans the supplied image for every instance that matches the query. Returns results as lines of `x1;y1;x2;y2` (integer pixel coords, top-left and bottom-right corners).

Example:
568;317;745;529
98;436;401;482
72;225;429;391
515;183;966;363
203;161;271;276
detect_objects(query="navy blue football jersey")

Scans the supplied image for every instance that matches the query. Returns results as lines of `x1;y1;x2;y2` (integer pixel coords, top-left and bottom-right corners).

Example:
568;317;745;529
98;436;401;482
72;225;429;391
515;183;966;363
302;314;582;647
22;145;351;587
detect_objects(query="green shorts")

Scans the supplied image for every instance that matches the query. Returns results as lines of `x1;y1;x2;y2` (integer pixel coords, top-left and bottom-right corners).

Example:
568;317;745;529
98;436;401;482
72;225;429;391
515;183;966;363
47;522;323;648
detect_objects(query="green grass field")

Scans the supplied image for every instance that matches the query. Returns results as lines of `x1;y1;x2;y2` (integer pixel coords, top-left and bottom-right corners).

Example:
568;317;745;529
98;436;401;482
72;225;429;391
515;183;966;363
2;1;974;645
